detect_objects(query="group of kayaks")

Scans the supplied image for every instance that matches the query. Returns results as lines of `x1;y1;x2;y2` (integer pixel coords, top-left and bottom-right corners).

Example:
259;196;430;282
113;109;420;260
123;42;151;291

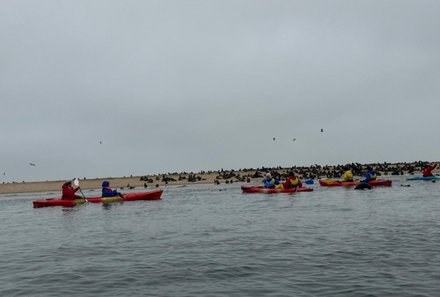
241;178;392;194
241;174;438;194
33;174;437;207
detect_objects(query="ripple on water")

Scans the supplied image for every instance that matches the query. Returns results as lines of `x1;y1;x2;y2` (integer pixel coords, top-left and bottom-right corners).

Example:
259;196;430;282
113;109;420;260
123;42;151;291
1;181;440;296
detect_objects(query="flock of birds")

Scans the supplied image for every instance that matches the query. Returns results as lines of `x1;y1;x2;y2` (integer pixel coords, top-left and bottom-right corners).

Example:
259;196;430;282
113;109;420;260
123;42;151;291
4;131;325;178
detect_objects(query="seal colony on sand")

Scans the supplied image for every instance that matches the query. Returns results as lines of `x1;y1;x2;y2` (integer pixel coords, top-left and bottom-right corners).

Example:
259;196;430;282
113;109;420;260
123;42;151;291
0;161;438;195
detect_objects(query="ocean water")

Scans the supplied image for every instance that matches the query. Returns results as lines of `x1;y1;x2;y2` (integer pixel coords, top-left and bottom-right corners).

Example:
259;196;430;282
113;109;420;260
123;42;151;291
0;177;439;297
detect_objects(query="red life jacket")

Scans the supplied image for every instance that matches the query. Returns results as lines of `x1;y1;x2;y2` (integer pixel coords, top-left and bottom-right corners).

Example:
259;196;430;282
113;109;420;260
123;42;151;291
62;184;80;200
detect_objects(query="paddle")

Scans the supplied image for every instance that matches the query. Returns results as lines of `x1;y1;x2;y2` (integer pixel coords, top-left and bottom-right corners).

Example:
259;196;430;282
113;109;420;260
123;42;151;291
73;178;86;199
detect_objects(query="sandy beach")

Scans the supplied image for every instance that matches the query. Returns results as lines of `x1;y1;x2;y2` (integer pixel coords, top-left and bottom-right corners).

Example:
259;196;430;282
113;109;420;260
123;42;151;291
0;161;437;195
0;173;218;195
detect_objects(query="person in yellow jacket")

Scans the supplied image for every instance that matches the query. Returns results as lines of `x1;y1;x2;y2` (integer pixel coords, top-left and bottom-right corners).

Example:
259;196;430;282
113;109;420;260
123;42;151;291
340;167;354;182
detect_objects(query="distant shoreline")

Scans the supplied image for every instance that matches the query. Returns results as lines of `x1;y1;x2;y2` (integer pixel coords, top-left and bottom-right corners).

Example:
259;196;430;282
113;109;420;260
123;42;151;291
0;161;436;195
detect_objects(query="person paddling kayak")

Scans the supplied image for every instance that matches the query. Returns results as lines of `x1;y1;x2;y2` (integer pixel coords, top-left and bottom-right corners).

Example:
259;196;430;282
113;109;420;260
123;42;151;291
102;180;124;198
340;166;354;182
262;173;280;188
361;166;377;183
61;180;82;200
422;163;438;177
283;172;303;189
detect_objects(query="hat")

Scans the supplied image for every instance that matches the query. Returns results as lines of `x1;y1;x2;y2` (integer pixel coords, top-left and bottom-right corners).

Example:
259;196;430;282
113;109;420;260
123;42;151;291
102;180;110;187
266;173;272;178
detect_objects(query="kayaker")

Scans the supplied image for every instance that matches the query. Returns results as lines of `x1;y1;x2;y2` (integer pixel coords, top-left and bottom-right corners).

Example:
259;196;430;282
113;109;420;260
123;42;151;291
422;163;438;177
361;166;377;183
262;173;280;188
61;180;82;200
101;180;124;198
283;172;302;189
340;166;354;182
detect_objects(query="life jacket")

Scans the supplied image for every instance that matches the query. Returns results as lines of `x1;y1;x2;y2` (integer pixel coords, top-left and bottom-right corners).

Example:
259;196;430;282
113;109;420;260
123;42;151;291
264;178;276;188
283;176;302;188
341;170;353;182
62;184;80;200
289;176;299;186
422;166;434;177
366;170;377;180
102;186;119;197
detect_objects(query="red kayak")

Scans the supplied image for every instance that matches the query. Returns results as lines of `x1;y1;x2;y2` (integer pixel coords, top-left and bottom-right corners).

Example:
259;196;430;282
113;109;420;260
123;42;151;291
241;184;313;194
319;179;392;187
33;190;163;208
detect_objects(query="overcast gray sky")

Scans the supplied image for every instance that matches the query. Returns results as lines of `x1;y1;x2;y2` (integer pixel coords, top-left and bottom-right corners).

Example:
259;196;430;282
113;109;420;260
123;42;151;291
1;0;439;182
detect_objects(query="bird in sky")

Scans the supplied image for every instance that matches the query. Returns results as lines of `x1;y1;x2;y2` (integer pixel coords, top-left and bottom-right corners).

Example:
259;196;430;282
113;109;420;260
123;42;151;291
100;141;103;144
29;163;36;166
273;137;276;141
293;138;296;141
320;128;324;132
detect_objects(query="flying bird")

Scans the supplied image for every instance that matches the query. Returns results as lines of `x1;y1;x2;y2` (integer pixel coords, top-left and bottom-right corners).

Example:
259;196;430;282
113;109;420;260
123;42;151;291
29;163;36;166
273;137;276;141
320;128;324;132
100;141;103;144
293;138;296;141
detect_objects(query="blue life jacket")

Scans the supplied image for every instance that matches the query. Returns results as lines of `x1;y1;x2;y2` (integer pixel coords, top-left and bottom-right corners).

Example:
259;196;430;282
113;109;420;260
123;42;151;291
263;177;279;188
102;187;120;197
362;170;377;183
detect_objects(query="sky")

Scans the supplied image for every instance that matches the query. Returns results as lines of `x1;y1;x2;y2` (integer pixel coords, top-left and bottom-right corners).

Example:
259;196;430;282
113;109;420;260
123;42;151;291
1;0;440;182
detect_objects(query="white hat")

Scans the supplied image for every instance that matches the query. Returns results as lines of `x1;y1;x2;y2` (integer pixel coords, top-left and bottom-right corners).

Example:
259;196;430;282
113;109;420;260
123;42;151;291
266;173;271;178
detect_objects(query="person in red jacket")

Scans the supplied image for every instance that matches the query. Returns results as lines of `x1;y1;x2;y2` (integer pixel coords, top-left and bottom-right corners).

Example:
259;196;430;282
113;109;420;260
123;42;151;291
283;172;303;189
422;163;438;177
62;180;82;200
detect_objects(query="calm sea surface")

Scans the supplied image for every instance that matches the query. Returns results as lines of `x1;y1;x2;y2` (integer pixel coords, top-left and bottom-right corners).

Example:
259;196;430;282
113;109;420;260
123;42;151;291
1;177;439;297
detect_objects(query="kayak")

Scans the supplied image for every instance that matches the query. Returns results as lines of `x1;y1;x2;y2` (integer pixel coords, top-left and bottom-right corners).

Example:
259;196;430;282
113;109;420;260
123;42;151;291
406;175;440;181
33;190;163;208
241;184;313;193
319;179;392;187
